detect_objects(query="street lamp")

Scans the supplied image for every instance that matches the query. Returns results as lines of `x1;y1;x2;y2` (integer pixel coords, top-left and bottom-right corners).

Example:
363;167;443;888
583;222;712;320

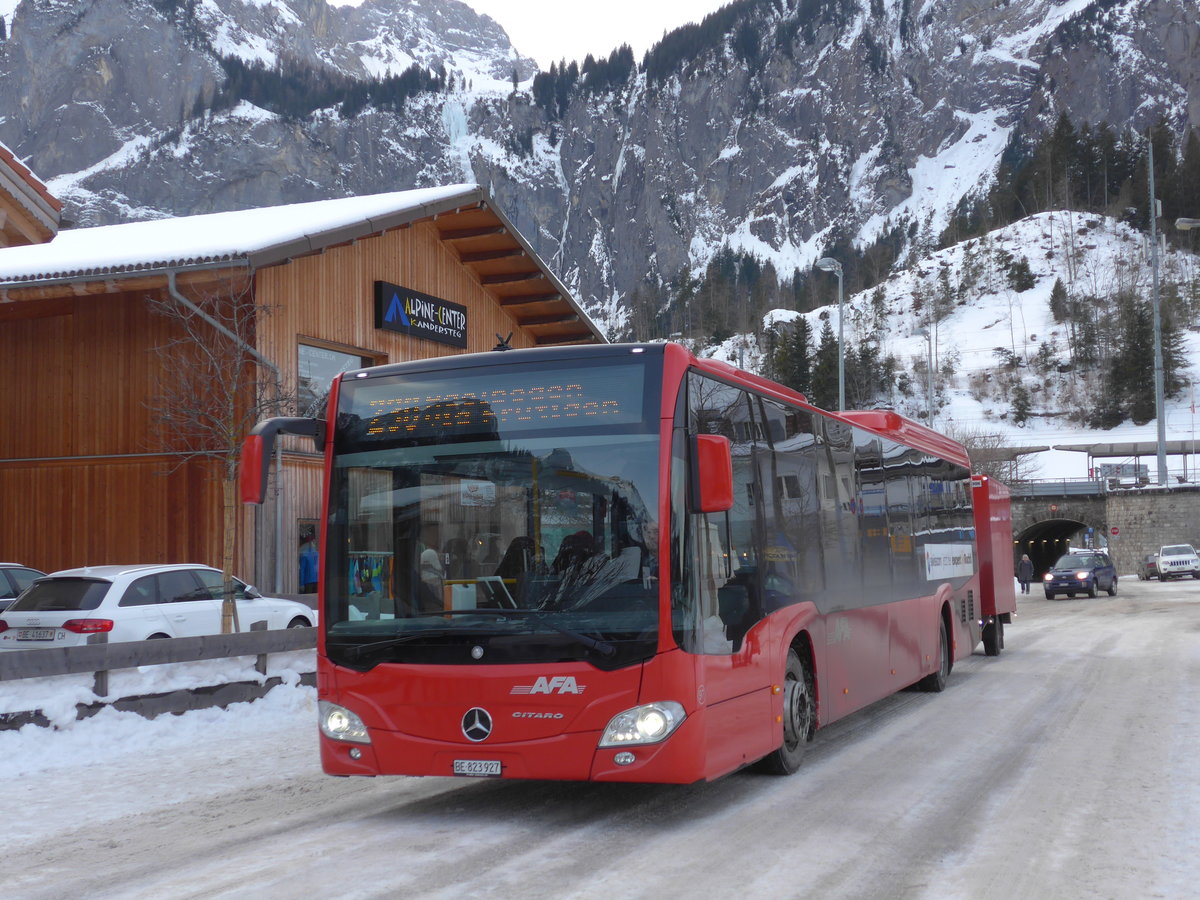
1148;140;1166;484
1176;218;1200;230
815;257;845;411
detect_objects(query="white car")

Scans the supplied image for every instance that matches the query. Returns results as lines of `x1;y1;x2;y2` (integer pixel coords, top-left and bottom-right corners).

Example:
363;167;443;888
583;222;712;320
1157;544;1200;580
0;563;46;612
0;564;315;650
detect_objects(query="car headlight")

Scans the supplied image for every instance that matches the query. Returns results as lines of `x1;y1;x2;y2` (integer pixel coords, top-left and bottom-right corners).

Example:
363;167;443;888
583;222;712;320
1076;571;1089;581
319;700;371;744
1043;573;1053;582
599;701;686;747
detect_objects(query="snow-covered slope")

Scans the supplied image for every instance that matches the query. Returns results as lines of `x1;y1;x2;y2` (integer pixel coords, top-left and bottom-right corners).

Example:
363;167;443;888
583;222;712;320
711;212;1200;478
1;0;1195;329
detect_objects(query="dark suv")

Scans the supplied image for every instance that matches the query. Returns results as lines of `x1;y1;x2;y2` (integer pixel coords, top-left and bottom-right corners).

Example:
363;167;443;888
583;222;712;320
1043;551;1117;599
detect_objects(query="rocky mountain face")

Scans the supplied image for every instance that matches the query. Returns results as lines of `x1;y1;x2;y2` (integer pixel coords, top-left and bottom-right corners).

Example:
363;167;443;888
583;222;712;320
0;0;1196;335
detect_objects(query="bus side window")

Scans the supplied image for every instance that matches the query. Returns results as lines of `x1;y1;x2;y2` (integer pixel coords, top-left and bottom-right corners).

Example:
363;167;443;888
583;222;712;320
680;373;760;654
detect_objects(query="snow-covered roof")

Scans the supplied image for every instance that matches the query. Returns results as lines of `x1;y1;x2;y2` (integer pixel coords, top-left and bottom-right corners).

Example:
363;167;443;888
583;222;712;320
0;139;61;245
0;184;479;283
0;183;605;344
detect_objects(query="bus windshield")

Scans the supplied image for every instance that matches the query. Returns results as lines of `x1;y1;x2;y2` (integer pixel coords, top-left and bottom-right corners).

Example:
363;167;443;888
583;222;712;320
324;356;662;670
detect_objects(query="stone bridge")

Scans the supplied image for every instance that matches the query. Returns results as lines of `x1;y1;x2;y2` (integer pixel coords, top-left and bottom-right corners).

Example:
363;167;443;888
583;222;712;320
1009;482;1200;576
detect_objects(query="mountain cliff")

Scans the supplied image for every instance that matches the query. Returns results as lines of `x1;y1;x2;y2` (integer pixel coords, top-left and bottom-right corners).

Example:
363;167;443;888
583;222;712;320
0;0;1196;336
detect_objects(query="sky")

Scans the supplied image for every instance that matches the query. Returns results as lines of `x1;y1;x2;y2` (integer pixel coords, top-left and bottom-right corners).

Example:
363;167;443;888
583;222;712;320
461;1;733;68
0;0;733;72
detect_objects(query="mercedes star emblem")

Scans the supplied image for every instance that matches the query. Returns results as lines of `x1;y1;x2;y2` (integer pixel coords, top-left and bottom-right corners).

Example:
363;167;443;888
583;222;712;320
462;707;493;742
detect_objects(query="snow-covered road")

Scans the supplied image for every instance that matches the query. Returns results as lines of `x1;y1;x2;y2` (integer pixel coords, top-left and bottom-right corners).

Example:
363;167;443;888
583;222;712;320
8;580;1200;900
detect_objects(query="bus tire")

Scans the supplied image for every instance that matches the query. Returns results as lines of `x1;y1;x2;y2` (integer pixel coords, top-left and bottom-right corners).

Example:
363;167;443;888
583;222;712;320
757;647;815;776
982;618;1003;657
918;617;950;693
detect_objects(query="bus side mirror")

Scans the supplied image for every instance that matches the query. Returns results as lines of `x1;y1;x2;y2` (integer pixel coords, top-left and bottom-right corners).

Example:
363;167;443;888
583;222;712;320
692;434;733;513
240;433;270;505
240;417;327;505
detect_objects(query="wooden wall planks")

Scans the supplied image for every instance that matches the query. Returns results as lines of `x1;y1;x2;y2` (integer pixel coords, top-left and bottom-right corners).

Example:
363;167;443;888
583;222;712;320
0;214;564;586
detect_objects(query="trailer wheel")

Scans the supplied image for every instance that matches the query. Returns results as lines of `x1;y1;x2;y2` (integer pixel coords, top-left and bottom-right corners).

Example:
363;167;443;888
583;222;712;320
757;647;815;775
918;617;950;693
983;618;1003;657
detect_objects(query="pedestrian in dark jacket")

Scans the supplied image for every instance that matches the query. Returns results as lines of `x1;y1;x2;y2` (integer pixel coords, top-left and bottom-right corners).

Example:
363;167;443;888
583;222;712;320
1017;554;1034;594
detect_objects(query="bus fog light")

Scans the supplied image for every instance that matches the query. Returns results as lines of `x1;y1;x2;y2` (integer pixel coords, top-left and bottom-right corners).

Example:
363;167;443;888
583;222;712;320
599;701;685;747
319;700;371;744
614;752;636;766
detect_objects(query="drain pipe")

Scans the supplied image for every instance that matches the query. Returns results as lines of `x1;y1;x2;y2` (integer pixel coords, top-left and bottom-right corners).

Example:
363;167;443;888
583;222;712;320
166;270;285;592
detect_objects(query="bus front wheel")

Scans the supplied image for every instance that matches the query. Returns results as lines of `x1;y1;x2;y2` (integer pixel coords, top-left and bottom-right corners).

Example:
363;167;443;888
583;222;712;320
758;647;815;776
918;617;950;693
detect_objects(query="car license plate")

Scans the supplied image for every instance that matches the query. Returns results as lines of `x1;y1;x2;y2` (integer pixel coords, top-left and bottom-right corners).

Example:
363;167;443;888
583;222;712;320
17;628;55;641
453;759;501;777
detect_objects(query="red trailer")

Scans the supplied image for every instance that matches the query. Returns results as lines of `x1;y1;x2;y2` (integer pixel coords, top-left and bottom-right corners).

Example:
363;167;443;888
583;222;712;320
972;474;1017;656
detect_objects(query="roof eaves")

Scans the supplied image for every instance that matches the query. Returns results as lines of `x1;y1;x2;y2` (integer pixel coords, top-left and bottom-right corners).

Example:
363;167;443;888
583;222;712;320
0;255;251;291
476;197;606;344
246;185;487;270
0;142;62;224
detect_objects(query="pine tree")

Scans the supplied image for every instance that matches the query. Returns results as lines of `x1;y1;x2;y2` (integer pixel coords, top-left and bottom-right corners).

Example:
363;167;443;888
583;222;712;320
1049;278;1069;323
773;318;813;397
1012;384;1032;426
810;320;840;411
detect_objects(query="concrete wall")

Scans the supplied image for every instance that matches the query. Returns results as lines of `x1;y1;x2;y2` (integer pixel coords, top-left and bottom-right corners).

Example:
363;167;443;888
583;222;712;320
1012;487;1200;573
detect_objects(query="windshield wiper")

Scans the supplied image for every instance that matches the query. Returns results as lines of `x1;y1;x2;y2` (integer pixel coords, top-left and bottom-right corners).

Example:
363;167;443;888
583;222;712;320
407;609;617;657
336;628;474;658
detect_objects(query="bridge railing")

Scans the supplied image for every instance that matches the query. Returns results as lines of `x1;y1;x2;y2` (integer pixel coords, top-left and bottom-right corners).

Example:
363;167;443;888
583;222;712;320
1008;476;1200;497
1008;478;1105;497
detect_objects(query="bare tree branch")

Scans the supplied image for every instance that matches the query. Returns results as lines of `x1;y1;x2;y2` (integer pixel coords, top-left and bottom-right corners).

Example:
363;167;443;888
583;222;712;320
144;275;298;632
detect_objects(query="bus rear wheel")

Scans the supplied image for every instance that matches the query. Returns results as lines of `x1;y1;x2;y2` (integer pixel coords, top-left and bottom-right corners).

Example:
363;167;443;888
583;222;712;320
983;618;1003;657
757;647;815;775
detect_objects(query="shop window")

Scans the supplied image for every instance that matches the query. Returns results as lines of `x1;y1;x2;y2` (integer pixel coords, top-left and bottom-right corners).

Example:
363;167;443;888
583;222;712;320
298;342;373;417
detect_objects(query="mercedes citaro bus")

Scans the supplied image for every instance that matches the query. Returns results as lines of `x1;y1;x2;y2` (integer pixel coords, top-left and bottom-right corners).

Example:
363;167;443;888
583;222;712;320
242;342;1015;783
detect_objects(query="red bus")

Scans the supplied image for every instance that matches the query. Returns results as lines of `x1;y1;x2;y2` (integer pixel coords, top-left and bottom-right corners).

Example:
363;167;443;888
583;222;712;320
242;342;1015;782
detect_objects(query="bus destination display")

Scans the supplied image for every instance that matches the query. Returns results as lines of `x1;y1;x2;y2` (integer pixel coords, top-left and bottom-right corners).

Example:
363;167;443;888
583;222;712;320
346;363;648;440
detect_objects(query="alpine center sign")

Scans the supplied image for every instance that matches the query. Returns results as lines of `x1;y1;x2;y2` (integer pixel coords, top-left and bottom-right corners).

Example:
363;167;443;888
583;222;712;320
374;281;467;348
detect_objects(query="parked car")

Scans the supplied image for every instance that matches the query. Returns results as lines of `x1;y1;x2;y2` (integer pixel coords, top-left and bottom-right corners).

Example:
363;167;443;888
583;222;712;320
1136;553;1160;580
1043;550;1118;599
0;564;314;651
1156;544;1200;580
0;563;47;612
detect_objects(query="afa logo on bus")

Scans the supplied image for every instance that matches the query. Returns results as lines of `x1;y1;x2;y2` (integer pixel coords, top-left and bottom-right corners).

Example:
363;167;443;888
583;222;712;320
510;676;587;695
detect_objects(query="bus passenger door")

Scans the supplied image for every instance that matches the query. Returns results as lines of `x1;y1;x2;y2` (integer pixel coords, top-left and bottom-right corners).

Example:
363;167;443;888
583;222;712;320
680;374;775;774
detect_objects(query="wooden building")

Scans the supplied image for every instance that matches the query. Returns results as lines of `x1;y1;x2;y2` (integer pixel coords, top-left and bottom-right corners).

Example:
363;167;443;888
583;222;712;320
0;184;604;592
0;140;61;247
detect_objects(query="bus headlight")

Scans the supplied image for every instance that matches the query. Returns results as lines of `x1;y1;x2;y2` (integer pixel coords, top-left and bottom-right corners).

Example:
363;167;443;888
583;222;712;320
599;701;686;747
319;700;371;744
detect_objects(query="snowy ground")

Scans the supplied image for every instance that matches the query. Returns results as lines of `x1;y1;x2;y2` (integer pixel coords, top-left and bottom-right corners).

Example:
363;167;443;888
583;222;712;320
5;579;1199;899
